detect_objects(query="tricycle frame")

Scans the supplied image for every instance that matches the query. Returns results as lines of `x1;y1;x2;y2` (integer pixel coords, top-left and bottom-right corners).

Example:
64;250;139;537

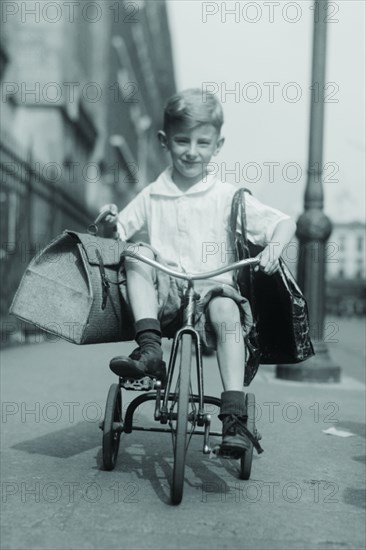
100;252;262;504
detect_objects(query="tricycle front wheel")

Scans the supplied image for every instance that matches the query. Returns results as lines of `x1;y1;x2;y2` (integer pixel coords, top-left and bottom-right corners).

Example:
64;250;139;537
171;333;194;505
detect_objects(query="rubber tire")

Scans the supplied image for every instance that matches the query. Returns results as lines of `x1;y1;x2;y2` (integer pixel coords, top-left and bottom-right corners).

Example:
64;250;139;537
171;333;192;505
240;393;255;480
102;383;122;471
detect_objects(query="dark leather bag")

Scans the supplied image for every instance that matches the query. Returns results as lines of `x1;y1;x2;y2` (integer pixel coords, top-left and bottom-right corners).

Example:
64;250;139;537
230;188;315;383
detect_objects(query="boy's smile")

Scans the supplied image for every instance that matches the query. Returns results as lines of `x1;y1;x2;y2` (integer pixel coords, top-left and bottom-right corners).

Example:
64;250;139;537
158;123;224;191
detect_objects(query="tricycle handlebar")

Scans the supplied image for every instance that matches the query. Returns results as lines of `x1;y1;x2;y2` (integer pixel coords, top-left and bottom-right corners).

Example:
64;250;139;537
121;250;259;282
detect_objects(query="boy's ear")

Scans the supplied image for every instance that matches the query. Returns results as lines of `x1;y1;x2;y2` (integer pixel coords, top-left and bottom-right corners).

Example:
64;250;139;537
214;136;225;156
158;131;168;150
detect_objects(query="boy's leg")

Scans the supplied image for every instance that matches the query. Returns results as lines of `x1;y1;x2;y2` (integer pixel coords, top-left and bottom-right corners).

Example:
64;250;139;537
124;245;158;320
208;297;245;390
208;297;250;454
110;245;166;381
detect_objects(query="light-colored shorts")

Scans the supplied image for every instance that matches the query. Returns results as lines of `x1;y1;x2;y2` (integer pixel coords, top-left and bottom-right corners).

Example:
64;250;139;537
119;242;253;350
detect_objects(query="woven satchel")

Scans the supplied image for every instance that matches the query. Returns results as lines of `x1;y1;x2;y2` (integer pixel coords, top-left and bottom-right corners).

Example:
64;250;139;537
9;231;135;344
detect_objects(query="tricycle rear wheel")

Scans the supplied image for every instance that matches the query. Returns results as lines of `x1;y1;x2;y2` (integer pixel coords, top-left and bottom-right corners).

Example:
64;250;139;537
102;383;123;471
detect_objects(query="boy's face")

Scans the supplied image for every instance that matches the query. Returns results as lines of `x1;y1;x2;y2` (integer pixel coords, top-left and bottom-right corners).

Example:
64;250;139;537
158;123;224;188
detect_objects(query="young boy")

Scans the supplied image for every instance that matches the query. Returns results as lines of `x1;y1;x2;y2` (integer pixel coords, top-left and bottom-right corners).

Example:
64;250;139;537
101;88;296;454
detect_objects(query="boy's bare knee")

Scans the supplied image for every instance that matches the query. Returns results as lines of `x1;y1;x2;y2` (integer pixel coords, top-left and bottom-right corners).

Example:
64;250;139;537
208;297;240;325
136;245;155;259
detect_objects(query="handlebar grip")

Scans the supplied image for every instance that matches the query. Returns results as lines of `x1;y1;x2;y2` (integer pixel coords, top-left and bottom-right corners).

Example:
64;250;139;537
88;207;117;236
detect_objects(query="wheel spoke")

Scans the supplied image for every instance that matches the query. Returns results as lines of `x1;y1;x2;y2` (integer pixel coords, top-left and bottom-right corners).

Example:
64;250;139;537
169;379;180;449
186;381;197;450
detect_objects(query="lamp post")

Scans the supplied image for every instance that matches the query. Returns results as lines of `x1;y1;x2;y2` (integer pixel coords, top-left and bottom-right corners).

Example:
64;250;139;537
276;0;341;382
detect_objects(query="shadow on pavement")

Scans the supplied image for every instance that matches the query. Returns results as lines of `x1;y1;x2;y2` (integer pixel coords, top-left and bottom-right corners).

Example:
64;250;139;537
352;455;366;464
12;421;100;458
10;414;256;505
95;431;237;505
343;487;366;510
336;421;366;439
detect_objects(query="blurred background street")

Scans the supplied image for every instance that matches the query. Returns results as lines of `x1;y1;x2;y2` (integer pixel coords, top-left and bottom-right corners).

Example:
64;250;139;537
0;1;365;549
0;0;365;334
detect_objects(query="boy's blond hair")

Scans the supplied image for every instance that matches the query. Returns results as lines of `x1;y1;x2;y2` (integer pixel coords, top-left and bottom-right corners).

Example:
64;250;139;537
163;88;224;133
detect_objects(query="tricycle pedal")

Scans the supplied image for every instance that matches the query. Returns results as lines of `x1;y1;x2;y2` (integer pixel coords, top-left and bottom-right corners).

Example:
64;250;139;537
120;376;157;391
211;444;246;460
112;422;124;433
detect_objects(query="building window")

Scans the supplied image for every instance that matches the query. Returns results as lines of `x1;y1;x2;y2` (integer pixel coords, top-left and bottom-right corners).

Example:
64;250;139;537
356;259;364;279
339;235;345;252
356;235;364;253
0;41;9;81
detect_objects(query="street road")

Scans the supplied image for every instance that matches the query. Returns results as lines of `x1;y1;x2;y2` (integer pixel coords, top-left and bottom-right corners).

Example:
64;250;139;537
1;316;365;550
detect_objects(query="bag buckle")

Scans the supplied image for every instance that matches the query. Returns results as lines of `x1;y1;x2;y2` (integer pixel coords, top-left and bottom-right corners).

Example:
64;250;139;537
95;249;110;310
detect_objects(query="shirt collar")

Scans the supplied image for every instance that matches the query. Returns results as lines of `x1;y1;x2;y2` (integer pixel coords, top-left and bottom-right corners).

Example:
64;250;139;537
149;166;218;197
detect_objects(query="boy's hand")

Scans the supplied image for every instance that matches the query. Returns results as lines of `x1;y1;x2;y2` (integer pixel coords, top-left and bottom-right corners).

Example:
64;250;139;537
99;204;118;226
255;246;280;275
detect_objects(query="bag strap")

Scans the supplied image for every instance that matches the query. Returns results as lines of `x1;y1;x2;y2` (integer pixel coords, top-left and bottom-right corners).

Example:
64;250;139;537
95;249;125;310
95;249;110;310
231;188;257;317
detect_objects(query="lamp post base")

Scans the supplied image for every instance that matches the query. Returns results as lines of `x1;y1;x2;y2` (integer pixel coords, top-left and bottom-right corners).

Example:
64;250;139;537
276;341;341;383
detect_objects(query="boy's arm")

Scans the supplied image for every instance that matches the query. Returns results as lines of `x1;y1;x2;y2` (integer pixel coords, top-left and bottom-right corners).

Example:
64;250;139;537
257;218;296;275
241;192;296;275
99;204;119;238
99;189;148;241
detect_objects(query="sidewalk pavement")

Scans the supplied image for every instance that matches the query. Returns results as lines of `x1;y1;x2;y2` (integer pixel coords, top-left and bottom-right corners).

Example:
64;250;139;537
0;319;365;550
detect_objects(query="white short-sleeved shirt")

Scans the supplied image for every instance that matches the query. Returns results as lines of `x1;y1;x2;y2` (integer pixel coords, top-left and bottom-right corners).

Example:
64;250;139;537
117;167;290;286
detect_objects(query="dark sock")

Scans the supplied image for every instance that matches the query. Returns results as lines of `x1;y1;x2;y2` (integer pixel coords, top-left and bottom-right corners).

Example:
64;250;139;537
134;318;162;361
219;390;245;420
134;318;161;336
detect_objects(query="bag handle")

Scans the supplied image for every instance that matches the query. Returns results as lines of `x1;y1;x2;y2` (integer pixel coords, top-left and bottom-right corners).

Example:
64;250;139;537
241;189;257;316
230;188;257;316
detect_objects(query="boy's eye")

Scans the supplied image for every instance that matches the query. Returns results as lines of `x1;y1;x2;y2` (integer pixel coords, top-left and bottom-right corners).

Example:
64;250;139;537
173;137;211;146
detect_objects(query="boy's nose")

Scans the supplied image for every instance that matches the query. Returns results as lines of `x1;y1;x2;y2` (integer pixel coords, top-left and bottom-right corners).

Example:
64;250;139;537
186;143;198;158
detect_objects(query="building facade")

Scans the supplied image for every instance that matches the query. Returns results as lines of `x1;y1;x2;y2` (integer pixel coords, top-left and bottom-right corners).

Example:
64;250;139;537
326;222;366;316
0;0;176;332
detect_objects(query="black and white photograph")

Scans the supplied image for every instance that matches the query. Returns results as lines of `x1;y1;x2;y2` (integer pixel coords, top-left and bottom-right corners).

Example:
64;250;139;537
0;1;365;549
